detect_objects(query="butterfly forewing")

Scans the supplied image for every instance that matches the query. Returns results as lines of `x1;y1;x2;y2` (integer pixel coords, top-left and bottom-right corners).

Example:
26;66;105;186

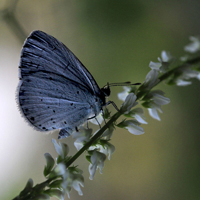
20;31;101;94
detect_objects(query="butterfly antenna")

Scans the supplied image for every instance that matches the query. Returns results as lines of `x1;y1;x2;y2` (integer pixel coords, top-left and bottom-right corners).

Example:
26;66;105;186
103;81;141;88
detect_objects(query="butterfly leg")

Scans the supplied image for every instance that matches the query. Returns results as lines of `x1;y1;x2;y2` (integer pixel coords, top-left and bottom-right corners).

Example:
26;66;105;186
105;101;119;111
87;114;101;129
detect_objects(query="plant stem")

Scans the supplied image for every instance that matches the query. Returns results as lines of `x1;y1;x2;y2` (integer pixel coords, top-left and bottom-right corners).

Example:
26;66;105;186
157;56;200;84
66;111;122;167
136;55;200;100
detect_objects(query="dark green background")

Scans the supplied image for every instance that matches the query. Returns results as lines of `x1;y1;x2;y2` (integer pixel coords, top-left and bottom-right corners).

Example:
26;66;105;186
1;0;200;199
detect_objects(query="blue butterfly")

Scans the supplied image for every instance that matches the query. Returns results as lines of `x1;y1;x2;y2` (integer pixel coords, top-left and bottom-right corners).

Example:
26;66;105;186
17;30;111;139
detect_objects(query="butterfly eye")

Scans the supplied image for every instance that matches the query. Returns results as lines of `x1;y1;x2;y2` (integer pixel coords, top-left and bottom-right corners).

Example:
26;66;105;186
101;85;111;97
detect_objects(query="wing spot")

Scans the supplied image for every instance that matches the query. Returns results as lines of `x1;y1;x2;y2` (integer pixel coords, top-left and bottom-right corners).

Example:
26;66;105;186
30;117;34;121
77;91;79;94
53;110;55;113
51;118;53;121
49;77;52;80
25;108;29;112
42;127;46;130
64;121;67;124
41;99;43;101
47;106;50;108
53;121;56;123
71;103;73;106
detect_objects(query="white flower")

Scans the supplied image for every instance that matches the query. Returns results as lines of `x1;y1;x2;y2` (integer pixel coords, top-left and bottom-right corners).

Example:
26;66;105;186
127;108;148;124
88;150;106;180
149;51;172;73
62;168;84;198
118;86;131;101
175;67;199;86
184;36;200;53
52;139;69;159
176;79;192;86
101;124;115;140
117;119;144;135
150;90;171;105
89;113;104;125
143;69;160;90
120;93;138;114
148;103;163;121
49;163;66;178
143;90;170;121
89;141;115;161
103;142;115;160
73;127;92;150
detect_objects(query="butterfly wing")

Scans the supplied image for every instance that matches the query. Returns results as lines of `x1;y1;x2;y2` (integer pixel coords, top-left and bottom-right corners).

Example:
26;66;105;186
20;30;101;95
18;31;104;136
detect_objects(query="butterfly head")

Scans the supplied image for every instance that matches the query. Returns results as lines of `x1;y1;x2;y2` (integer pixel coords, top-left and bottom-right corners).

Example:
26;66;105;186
101;83;111;98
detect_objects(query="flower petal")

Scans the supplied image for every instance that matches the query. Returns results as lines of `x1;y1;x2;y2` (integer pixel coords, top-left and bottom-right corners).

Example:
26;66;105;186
118;86;131;101
120;93;137;114
148;108;161;121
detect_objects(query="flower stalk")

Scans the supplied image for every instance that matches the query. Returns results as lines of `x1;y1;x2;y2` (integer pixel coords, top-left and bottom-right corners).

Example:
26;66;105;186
13;37;200;199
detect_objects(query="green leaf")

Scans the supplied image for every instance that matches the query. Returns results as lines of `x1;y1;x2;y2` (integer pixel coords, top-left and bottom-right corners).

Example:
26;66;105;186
44;153;55;177
19;178;33;197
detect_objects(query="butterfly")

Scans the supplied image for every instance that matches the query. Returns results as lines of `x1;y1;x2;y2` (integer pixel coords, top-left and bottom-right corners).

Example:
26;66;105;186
17;30;112;139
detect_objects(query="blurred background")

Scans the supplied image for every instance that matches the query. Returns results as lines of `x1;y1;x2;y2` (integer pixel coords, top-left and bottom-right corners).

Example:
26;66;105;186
1;0;200;199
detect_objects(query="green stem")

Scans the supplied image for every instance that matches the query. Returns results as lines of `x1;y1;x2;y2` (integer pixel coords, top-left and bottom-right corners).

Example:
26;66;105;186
14;54;200;200
67;55;200;167
137;55;200;99
66;111;122;167
157;56;200;85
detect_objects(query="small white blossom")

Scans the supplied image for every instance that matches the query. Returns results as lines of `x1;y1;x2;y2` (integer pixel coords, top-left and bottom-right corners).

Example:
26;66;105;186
89;150;106;180
62;168;84;198
148;103;163;121
150;90;171;105
118;86;131;101
143;69;160;90
52;139;69;159
101;124;115;139
103;142;115;160
127;108;148;124
73;127;92;150
125;120;144;135
149;51;172;73
175;67;199;86
89;141;115;161
120;93;138;114
176;79;192;86
117;119;144;135
184;36;200;53
50;163;66;178
144;90;170;120
149;61;162;70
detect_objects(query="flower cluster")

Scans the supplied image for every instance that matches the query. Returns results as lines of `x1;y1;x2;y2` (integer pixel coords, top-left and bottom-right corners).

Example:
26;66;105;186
13;36;200;200
73;122;115;180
